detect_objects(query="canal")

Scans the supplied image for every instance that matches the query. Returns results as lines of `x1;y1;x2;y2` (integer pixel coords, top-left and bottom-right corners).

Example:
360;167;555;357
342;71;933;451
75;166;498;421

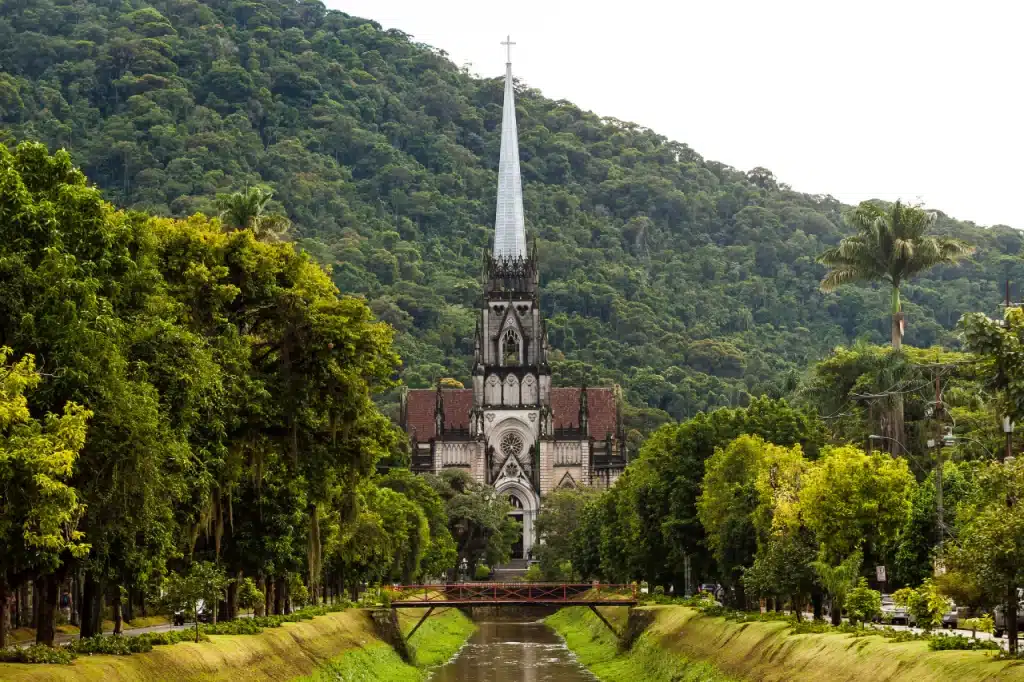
430;618;594;681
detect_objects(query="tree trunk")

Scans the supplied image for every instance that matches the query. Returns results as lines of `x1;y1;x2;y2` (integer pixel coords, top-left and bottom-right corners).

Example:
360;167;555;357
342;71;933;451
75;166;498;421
32;580;40;629
36;574;58;646
80;572;104;638
264;578;274;618
256;576;266;617
112;588;123;635
273;576;285;615
125;588;135;624
830;598;842;626
1008;582;1019;656
0;577;9;649
733;581;746;610
20;581;30;630
812;590;824;621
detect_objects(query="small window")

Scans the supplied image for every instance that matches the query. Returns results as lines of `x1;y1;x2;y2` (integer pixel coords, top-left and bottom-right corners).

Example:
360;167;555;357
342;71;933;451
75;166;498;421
509;495;524;509
502;329;520;365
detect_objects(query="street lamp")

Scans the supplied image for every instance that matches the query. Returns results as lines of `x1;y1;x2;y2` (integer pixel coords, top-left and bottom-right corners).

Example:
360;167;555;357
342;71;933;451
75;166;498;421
1004;416;1014;463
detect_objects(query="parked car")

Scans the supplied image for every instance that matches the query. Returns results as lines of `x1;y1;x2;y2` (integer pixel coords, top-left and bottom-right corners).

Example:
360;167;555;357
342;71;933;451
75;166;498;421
880;594;912;625
173;599;212;626
942;606;960;629
994;591;1024;639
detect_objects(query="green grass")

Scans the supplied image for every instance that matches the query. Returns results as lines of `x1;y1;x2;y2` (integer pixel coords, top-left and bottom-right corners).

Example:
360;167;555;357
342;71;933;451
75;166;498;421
398;608;475;668
551;605;1024;682
0;609;381;681
547;607;736;682
296;608;475;682
297;643;422;682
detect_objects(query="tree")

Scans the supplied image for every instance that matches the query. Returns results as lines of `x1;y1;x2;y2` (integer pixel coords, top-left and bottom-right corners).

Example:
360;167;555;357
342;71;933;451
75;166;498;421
698;436;805;598
820;200;973;351
892;580;947;631
618;398;824;600
819;201;973;454
943;458;1024;653
427;470;518;577
215;186;291;242
845;578;882;625
812;549;862;626
164;562;231;642
534;488;598;580
0;348;91;647
798;445;914;567
743;440;818;618
238;577;264;617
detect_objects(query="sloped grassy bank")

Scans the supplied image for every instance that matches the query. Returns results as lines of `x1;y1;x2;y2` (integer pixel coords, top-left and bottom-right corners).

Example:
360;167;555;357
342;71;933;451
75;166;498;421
547;606;737;682
549;606;1024;682
298;607;475;681
0;608;474;682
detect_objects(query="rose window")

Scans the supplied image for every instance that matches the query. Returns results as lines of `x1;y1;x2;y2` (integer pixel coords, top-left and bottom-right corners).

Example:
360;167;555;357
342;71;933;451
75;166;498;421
500;432;524;460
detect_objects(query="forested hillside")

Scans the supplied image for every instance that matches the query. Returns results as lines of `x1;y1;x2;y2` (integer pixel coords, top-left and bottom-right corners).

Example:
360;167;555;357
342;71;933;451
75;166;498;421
2;0;1021;423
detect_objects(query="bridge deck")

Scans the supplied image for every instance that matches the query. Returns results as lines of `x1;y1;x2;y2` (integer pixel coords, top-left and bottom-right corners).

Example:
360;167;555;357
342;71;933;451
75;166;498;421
387;583;637;608
391;598;636;608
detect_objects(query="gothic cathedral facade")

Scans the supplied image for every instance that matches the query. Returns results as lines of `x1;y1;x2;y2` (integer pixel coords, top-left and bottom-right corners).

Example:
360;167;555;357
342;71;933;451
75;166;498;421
399;49;628;561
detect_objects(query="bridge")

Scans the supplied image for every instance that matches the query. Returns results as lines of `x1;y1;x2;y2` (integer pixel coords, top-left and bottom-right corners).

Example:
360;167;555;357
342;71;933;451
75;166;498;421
386;583;637;639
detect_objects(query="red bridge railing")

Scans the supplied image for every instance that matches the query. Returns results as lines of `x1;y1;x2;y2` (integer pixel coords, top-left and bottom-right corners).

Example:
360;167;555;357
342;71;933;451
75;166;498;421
385;582;637;606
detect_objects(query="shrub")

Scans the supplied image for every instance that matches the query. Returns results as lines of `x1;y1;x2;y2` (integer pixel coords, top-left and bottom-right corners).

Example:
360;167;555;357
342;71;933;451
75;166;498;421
474;564;491;581
522;564;543;582
288;574;309;608
928;634;1000;651
0;644;77;664
202;619;263;635
66;634;153;655
845;578;882;625
892;580;948;631
962;615;994;637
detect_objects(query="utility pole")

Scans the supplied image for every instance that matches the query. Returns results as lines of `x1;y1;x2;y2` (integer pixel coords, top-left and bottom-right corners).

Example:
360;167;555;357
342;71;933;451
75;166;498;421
933;375;944;545
1004;416;1014;463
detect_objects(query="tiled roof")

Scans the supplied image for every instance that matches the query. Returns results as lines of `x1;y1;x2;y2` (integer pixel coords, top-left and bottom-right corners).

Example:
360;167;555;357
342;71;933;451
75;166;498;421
404;389;472;441
550;387;618;440
405;387;618;441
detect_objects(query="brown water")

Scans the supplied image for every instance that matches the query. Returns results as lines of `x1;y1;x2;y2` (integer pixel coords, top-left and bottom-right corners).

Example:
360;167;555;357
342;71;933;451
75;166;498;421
429;620;595;681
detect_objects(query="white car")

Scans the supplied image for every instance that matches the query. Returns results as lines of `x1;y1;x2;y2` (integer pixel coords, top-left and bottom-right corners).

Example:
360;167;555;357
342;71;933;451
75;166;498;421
879;594;911;625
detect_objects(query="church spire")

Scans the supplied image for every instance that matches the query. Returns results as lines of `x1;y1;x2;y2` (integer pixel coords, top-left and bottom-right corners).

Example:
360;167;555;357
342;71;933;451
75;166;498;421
493;36;527;260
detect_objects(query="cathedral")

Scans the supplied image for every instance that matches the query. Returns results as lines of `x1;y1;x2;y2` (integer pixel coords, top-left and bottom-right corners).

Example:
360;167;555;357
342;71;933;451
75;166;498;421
399;45;628;561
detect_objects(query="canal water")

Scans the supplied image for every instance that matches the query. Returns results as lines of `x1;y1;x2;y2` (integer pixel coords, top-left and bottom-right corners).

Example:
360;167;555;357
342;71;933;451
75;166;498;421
429;619;594;681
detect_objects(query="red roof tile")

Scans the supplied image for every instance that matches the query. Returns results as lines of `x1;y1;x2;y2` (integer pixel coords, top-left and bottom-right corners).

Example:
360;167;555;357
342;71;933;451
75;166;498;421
405;389;473;441
551;387;618;440
404;387;618;441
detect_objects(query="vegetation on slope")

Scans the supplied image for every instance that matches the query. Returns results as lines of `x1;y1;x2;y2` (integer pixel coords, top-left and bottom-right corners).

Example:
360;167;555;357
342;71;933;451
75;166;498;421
2;0;1021;426
0;610;379;681
547;606;736;681
550;606;1024;682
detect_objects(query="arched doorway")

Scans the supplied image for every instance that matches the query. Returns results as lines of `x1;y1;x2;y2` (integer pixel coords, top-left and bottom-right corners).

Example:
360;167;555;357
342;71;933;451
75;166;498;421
508;494;525;559
496;481;538;561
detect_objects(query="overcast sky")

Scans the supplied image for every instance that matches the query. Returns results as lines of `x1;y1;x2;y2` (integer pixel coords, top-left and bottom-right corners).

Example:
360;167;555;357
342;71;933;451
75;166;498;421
327;0;1023;229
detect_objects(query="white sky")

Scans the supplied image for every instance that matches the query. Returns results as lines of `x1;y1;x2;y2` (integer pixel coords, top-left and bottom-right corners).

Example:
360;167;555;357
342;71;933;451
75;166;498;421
327;0;1024;229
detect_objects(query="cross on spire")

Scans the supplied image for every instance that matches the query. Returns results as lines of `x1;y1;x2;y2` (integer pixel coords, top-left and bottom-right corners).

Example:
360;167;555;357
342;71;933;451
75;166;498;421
501;35;516;64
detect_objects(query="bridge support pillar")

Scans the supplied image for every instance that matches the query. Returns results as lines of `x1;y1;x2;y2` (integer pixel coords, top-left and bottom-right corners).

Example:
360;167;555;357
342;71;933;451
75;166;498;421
588;605;620;638
406;606;434;641
371;608;413;663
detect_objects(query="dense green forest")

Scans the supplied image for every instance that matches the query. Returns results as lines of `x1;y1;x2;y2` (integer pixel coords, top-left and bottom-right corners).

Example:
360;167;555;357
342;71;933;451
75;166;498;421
2;0;1022;424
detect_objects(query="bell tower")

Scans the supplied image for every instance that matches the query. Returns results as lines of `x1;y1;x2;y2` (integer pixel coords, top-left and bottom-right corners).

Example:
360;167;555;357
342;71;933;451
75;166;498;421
468;38;548;559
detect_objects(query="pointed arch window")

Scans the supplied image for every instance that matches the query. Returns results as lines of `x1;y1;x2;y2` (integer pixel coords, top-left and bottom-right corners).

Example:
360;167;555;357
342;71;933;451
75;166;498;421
502;328;521;366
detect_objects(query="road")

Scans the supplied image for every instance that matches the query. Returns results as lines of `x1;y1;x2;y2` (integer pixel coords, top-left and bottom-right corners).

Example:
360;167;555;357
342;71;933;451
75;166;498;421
873;621;1011;651
16;621;191;648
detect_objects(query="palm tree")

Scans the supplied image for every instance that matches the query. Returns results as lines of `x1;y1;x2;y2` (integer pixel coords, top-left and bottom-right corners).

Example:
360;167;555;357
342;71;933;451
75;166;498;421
819;200;973;351
216;186;291;242
812;549;862;625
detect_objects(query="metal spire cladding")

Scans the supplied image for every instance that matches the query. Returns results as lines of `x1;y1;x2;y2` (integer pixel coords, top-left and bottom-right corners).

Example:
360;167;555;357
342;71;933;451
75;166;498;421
493;36;527;260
